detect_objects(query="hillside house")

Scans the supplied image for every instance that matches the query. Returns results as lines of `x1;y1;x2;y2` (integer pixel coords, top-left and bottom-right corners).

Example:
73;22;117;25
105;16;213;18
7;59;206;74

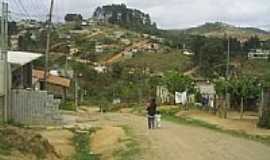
122;52;134;59
142;34;150;38
183;49;194;56
10;35;20;50
114;31;125;39
196;82;216;107
121;39;131;45
142;43;160;52
87;18;98;26
59;33;71;40
32;69;71;100
69;29;90;35
94;64;107;73
81;20;89;26
96;44;104;54
70;47;79;55
248;49;270;59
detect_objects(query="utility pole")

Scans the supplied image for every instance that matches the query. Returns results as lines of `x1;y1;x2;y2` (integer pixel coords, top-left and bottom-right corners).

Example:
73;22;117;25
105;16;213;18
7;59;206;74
44;0;54;90
224;35;231;118
1;2;9;122
74;73;79;110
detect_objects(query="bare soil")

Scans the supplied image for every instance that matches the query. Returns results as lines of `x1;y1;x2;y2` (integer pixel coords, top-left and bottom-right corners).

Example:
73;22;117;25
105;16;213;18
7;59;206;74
74;108;270;160
0;127;60;160
40;129;75;159
90;126;126;160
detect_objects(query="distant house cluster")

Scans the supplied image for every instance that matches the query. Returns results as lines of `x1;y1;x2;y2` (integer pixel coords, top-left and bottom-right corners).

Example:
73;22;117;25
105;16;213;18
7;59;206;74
248;49;270;59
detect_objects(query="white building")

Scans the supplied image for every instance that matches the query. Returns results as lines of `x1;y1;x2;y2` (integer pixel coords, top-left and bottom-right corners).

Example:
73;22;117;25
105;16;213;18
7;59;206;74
95;44;104;54
248;49;270;59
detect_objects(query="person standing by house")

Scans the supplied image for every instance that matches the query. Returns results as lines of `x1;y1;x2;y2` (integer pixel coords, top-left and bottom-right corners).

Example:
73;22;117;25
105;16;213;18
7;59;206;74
146;98;157;129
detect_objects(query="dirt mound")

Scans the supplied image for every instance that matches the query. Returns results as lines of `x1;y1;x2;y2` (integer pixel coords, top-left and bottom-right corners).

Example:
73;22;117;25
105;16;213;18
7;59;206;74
91;126;125;160
40;130;75;158
0;126;60;160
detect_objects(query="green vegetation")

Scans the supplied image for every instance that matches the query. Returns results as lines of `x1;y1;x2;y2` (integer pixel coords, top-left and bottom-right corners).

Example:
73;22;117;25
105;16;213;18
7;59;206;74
215;75;261;119
121;51;192;73
242;60;270;79
72;130;100;160
93;4;158;34
59;101;77;111
175;22;270;40
113;126;141;160
0;134;11;156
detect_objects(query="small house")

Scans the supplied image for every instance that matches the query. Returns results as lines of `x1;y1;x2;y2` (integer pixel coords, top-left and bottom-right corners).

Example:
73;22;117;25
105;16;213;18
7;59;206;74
81;20;89;26
196;82;216;107
95;44;104;54
113;31;125;39
32;69;71;100
248;49;270;59
94;64;107;73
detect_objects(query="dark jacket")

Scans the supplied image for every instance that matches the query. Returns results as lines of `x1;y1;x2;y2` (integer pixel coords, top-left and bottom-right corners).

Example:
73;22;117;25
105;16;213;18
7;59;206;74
147;102;157;116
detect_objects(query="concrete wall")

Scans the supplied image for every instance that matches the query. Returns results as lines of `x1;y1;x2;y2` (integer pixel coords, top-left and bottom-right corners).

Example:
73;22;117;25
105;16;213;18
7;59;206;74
0;61;4;95
0;96;3;123
10;89;62;125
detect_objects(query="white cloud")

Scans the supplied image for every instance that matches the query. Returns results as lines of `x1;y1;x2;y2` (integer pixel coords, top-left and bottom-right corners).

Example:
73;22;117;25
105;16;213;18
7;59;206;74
8;0;270;29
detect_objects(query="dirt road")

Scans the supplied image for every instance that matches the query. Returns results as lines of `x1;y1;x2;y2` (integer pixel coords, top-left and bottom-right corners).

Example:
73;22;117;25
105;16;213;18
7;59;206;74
81;112;270;160
105;40;149;64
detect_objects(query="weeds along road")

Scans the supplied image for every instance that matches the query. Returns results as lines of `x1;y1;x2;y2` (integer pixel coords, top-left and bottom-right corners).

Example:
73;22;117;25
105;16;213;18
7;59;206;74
82;112;270;160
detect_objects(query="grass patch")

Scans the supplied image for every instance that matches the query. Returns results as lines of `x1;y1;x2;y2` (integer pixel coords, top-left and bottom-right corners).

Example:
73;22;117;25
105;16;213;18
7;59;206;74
72;129;100;160
0;141;11;156
160;109;270;146
120;51;192;73
59;101;77;111
0;132;11;156
113;126;141;160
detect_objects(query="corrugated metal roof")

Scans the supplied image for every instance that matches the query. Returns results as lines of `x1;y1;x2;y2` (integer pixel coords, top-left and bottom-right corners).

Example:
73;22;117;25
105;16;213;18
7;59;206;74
8;51;43;66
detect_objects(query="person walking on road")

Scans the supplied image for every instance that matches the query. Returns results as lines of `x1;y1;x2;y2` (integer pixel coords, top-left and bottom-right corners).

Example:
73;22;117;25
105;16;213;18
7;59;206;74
146;98;157;129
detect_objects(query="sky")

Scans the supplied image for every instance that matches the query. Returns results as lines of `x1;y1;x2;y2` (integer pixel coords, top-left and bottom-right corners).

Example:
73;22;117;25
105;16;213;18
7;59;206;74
7;0;270;29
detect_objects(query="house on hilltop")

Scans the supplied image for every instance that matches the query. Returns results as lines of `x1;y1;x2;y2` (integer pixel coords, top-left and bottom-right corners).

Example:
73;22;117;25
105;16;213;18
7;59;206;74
248;49;270;59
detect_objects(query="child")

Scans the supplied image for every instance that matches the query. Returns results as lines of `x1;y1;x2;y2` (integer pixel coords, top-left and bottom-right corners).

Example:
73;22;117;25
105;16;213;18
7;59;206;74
155;111;161;128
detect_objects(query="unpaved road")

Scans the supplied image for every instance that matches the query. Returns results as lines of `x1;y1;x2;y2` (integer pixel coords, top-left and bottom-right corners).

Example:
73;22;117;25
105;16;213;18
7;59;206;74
80;112;270;160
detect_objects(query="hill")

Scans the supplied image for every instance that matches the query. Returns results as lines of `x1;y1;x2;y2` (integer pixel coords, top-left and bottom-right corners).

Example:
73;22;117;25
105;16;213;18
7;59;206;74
258;24;270;32
173;22;270;41
93;4;158;34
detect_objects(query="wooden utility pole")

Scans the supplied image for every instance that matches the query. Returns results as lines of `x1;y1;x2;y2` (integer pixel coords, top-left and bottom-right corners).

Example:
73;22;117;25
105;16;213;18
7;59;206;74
44;0;54;90
74;73;79;110
224;35;231;119
1;2;9;122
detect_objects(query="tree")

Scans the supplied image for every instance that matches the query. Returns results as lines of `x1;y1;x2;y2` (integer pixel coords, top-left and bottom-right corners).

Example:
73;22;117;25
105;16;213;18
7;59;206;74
243;36;261;51
199;38;226;78
215;78;231;118
230;75;260;119
8;21;17;35
163;71;194;104
64;14;83;22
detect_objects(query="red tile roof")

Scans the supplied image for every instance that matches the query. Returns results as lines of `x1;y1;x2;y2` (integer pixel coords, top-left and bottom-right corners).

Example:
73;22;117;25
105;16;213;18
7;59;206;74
32;69;71;88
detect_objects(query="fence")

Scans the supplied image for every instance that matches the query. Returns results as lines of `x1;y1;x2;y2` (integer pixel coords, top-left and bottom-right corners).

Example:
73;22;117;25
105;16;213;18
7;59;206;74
10;89;62;125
